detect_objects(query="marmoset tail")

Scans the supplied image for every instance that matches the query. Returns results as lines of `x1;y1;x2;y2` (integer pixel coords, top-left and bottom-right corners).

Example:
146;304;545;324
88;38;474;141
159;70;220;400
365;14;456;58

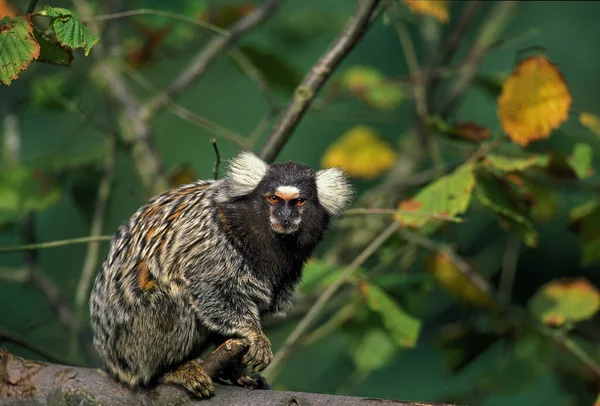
89;151;353;398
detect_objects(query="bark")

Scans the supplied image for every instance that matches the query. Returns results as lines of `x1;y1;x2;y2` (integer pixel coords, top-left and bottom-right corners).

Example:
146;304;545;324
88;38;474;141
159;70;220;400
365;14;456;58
1;340;455;406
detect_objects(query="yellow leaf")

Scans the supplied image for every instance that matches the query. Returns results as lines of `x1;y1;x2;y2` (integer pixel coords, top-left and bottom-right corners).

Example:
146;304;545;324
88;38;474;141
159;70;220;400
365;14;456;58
580;112;600;137
424;252;496;310
321;125;397;179
497;56;572;147
402;0;449;23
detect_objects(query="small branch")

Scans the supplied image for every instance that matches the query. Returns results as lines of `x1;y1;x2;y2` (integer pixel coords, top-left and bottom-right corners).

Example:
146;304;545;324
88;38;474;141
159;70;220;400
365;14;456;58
123;66;250;149
259;0;381;162
74;135;117;322
0;267;28;283
264;222;400;382
211;139;221;180
89;9;279;115
26;0;39;14
0;329;67;365
28;270;80;333
439;1;517;117
142;0;282;119
0;236;112;254
498;235;520;306
426;1;482;103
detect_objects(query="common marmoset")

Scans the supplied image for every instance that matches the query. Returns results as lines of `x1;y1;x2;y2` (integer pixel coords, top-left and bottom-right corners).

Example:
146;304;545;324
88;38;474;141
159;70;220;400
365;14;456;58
89;151;353;397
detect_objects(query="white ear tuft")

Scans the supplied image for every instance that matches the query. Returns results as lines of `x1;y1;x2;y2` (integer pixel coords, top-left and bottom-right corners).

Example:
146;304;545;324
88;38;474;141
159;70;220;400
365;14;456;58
315;167;353;216
225;151;269;197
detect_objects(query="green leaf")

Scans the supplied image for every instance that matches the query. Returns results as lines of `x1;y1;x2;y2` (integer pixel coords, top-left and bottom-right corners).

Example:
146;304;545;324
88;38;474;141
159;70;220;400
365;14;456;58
237;45;302;94
300;259;345;294
0;166;61;216
362;83;405;110
395;162;475;228
39;6;100;56
475;172;537;247
359;282;421;347
528;278;600;327
483;154;549;172
567;143;593;179
340;66;404;110
350;328;397;375
33;29;73;66
0;16;40;85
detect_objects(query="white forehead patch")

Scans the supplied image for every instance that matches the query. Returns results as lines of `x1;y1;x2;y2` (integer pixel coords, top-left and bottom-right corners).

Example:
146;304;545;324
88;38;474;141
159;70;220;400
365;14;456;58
276;186;300;197
315;167;353;216
226;151;268;197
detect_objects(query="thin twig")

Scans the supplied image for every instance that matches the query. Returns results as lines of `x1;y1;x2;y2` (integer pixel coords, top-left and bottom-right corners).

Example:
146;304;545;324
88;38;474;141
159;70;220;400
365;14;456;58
123;66;250;149
87;9;279;114
26;0;39;14
0;329;67;365
343;208;462;223
211;139;221;180
264;221;399;382
259;0;381;163
74;135;117;319
248;111;277;147
0;267;29;283
72;0;169;195
498;235;521;306
439;1;517;117
426;1;482;104
28;270;80;333
142;0;282;119
0;236;112;253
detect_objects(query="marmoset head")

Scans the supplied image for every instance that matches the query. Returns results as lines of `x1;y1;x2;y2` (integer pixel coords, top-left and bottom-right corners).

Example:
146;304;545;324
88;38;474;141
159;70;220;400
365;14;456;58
220;151;353;236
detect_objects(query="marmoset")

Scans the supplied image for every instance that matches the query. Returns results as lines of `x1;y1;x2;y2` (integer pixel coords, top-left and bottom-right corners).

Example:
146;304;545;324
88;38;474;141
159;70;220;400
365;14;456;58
89;151;353;397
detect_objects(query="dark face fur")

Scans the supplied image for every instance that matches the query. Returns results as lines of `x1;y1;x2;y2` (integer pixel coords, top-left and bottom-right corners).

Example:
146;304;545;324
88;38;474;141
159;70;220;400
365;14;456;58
256;162;320;235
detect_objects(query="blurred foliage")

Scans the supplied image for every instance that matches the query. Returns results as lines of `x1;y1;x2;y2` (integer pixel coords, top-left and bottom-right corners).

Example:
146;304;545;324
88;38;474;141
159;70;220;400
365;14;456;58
2;1;600;405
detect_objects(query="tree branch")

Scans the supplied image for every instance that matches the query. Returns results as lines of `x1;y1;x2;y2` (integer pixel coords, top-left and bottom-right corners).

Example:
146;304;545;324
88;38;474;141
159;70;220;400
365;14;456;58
439;1;517;117
142;0;282;119
259;0;381;162
0;346;456;406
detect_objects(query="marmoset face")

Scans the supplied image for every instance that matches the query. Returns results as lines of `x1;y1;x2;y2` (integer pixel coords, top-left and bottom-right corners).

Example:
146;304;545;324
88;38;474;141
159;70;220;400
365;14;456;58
265;186;306;234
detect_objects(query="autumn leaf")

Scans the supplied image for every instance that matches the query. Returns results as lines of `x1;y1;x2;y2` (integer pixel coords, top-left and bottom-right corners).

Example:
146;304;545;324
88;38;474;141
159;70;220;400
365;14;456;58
0;0;16;19
0;16;40;85
497;56;572;147
321;125;397;179
528;278;600;327
395;163;475;228
127;21;173;69
402;0;449;23
424;252;497;310
452;122;491;143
